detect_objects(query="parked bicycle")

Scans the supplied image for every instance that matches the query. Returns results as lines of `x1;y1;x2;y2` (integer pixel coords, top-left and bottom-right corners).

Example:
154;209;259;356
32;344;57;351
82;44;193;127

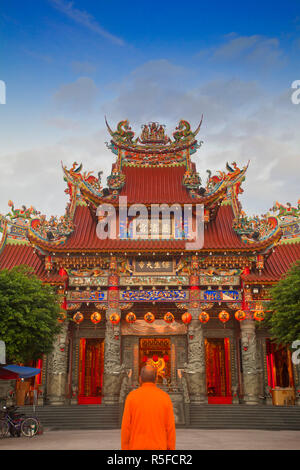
0;405;41;438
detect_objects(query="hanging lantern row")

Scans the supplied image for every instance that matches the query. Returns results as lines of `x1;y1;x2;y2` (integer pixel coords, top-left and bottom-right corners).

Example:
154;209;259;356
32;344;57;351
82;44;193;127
70;308;264;326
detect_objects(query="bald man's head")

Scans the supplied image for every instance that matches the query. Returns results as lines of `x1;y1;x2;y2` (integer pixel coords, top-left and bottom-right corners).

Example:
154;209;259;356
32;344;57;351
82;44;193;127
140;365;157;383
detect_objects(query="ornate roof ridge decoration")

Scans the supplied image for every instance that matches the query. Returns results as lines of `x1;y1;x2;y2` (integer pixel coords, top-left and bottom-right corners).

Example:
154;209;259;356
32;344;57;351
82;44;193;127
27;174;78;248
182;161;249;212
269;199;300;242
0;217;8;255
105;117;203;155
62;161;125;206
0;200;42;245
232;210;281;246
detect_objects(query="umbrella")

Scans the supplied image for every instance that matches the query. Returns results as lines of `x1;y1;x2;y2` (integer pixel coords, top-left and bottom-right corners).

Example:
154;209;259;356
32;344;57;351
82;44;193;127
0;365;40;380
0;366;19;380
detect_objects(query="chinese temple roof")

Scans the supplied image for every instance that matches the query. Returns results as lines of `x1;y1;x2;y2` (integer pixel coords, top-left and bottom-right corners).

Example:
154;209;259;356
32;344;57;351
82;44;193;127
242;240;300;284
0;118;299;282
26;203;281;253
0;241;62;284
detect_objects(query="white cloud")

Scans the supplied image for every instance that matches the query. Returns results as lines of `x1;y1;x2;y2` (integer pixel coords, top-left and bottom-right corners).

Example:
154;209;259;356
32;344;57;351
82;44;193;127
49;0;125;46
1;59;299;220
53;76;99;113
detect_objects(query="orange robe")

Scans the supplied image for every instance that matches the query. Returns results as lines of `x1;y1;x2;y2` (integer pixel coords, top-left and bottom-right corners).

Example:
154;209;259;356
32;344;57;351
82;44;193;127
121;382;176;450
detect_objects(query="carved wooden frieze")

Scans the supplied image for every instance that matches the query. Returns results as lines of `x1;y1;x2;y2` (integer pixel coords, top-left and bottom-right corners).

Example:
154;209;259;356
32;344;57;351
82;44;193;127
120;289;189;302
119;275;189;286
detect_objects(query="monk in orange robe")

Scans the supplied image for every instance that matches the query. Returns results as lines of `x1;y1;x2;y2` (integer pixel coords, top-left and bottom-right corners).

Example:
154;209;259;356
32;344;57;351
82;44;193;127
121;365;176;450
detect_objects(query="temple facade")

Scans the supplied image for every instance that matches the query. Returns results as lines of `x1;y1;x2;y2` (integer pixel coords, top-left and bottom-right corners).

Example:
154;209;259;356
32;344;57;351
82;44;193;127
1;118;300;421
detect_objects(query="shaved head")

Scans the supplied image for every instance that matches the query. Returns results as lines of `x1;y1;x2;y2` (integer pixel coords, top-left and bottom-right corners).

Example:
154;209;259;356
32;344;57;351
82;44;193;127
140;365;157;383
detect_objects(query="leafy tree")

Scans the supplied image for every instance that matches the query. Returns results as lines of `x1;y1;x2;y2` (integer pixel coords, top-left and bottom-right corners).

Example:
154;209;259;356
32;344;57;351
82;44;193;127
264;260;300;346
0;265;62;363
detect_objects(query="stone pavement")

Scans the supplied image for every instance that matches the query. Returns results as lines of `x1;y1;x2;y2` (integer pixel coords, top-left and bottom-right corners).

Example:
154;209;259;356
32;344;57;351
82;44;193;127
1;429;300;450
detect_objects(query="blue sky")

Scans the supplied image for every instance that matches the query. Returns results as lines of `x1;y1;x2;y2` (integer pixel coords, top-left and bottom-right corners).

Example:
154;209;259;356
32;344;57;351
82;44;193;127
0;0;300;217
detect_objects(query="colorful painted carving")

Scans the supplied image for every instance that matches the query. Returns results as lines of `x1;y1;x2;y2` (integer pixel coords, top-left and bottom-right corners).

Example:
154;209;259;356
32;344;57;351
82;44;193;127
67;291;106;302
203;290;240;302
120;289;188;302
119;275;189;286
271;200;300;221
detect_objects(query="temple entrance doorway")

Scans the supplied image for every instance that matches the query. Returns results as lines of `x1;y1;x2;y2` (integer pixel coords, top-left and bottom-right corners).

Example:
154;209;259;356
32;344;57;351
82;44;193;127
139;338;171;385
266;339;294;388
78;338;104;404
205;338;232;404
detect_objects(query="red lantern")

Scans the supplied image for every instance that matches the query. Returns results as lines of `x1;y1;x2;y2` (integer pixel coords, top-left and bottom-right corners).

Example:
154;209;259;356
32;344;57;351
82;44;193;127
163;354;169;362
219;310;230;323
109;313;120;325
90;312;101;324
164;312;174;324
199;311;210;323
254;310;265;322
182;312;192;324
152;355;159;362
142;355;148;363
58;311;67;323
235;310;246;321
144;312;155;323
59;268;67;277
73;312;84;325
126;312;136;323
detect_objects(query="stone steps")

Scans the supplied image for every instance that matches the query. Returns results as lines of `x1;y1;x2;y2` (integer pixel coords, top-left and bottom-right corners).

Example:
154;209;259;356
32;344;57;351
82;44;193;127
189;404;300;430
18;404;120;430
16;404;300;431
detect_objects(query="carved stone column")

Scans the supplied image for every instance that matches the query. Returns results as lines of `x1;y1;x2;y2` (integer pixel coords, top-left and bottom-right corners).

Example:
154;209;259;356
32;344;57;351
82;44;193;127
102;308;125;404
184;309;207;403
102;267;124;404
46;322;69;405
240;319;260;404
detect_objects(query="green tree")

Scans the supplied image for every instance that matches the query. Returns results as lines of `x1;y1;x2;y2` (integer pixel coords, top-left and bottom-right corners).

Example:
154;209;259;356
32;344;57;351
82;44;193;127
0;265;62;363
264;260;300;346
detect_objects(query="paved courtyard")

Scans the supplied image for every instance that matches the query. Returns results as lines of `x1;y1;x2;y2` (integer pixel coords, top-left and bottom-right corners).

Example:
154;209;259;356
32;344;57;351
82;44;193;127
1;428;300;450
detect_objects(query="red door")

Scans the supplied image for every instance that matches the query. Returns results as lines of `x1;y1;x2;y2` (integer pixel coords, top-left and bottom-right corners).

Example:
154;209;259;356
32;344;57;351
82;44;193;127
205;338;232;404
78;338;104;404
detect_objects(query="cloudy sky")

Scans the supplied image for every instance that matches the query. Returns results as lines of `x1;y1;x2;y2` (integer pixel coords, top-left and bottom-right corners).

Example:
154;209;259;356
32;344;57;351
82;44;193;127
1;0;300;218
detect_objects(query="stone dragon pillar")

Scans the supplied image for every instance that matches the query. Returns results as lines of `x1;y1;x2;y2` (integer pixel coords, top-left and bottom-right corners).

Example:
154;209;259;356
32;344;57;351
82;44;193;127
46;321;69;405
240;319;260;404
183;269;207;403
102;258;125;404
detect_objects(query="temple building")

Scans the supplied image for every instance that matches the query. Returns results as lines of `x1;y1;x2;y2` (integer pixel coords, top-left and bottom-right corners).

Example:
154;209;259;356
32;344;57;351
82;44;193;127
0;118;300;422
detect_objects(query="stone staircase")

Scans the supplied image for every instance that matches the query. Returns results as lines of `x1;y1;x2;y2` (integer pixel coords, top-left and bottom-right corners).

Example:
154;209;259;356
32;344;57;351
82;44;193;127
189;404;300;430
18;404;119;430
16;404;300;431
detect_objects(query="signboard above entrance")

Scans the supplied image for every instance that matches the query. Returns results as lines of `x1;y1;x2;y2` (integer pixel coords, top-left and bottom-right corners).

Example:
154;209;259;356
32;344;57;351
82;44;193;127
133;259;175;275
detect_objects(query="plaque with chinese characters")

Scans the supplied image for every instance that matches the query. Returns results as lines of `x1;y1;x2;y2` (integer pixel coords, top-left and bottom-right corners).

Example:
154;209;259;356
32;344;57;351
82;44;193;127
133;259;175;275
